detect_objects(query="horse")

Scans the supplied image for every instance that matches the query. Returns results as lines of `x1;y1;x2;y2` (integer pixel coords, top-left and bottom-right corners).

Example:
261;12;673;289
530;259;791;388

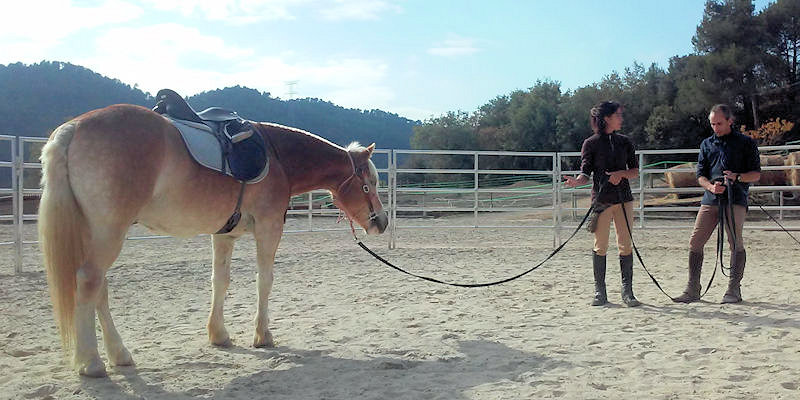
38;104;389;377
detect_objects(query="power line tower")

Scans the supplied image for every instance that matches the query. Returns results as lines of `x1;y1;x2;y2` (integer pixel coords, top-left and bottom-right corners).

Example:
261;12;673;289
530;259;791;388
285;80;298;126
286;80;298;99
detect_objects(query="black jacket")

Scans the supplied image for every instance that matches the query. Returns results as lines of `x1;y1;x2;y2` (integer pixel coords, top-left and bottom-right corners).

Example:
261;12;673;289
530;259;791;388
697;130;760;207
579;132;638;204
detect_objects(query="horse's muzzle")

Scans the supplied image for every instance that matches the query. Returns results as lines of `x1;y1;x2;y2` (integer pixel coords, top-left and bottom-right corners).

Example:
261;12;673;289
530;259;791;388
367;210;389;234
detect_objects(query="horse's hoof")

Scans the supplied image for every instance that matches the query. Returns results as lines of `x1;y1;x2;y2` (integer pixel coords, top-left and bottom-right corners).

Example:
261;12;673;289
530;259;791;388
109;347;134;366
77;357;107;377
211;338;233;348
208;325;231;347
253;331;274;348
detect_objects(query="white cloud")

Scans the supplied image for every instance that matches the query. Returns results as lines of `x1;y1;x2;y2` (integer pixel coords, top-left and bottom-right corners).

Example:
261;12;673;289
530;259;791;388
427;35;481;57
319;0;402;21
139;0;307;22
73;22;393;114
0;0;403;116
0;0;143;64
138;0;401;23
79;23;255;95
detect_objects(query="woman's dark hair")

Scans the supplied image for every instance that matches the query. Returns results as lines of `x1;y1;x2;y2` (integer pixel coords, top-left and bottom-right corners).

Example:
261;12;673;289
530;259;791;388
590;101;621;134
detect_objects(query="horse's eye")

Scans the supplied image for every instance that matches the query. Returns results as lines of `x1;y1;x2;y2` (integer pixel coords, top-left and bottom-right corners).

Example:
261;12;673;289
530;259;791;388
362;184;370;193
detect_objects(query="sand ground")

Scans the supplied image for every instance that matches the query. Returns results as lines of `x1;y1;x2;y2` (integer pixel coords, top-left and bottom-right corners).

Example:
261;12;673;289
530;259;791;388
1;212;799;399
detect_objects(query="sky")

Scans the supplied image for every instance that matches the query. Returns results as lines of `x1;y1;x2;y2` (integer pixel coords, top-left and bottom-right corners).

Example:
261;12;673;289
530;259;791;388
0;0;774;121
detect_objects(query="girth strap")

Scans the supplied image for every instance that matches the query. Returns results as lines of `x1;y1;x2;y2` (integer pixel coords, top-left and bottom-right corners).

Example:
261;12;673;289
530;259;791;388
216;182;246;234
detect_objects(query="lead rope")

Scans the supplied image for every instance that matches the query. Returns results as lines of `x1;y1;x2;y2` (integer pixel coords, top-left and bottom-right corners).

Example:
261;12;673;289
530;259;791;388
352;205;594;288
617;188;678;301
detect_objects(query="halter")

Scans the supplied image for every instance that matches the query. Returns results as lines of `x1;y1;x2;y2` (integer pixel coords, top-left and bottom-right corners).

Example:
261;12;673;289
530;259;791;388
335;151;382;234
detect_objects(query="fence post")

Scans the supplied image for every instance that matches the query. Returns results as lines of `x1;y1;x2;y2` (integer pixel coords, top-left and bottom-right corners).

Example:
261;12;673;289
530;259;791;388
473;153;479;228
554;153;561;249
14;137;23;273
307;192;313;231
389;150;396;249
638;152;645;229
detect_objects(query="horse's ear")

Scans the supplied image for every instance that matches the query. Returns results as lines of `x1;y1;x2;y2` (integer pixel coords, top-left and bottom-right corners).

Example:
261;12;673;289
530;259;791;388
366;143;375;156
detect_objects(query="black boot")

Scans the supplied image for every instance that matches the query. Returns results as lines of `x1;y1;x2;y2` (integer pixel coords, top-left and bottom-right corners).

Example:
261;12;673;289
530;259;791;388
674;251;703;303
722;250;746;303
591;251;607;306
620;254;641;307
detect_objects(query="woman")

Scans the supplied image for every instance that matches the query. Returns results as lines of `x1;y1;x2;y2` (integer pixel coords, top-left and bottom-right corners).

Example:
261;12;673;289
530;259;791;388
564;101;641;307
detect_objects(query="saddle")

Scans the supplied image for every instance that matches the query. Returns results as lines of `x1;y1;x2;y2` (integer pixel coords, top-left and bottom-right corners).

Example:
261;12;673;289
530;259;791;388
153;89;269;184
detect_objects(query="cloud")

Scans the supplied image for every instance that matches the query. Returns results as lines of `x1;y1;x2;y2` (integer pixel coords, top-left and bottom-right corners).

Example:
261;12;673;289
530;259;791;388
78;23;255;95
0;1;403;115
318;0;403;21
138;0;307;23
74;22;392;113
138;0;401;23
427;35;481;57
0;0;143;64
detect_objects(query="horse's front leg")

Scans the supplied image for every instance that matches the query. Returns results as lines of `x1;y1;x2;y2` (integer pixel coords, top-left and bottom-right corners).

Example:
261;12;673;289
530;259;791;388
253;220;283;348
207;234;235;347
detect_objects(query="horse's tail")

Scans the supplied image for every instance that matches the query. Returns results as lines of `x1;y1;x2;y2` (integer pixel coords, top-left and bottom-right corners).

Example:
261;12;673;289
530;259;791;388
38;121;87;352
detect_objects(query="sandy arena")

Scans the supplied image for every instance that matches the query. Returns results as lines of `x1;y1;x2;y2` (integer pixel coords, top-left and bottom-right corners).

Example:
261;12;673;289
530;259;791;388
1;212;798;399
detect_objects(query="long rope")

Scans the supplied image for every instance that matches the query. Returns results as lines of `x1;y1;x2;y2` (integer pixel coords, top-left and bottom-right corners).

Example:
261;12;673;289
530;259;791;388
356;205;593;288
618;194;678;301
753;201;800;246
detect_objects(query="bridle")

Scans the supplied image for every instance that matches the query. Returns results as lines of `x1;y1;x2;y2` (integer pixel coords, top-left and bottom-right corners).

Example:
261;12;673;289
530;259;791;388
335;151;382;232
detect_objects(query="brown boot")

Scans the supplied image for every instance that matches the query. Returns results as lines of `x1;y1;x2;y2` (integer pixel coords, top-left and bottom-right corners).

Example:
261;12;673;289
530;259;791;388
674;251;703;303
591;252;608;306
722;250;746;304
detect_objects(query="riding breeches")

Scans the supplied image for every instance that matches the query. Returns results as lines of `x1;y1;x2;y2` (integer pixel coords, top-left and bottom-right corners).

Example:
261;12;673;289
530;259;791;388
689;204;746;253
593;201;634;257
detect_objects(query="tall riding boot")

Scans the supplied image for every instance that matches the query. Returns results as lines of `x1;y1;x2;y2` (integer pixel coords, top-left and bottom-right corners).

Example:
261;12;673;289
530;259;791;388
620;254;641;307
722;250;746;303
673;251;703;303
591;251;608;306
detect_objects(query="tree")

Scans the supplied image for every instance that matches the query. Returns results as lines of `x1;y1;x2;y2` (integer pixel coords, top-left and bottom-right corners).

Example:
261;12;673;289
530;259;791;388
410;111;477;151
690;0;765;128
760;0;800;86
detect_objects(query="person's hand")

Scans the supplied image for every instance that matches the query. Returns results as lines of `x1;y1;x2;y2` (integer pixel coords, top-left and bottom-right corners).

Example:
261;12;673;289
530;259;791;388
605;170;624;185
564;175;580;188
709;180;726;194
722;170;739;184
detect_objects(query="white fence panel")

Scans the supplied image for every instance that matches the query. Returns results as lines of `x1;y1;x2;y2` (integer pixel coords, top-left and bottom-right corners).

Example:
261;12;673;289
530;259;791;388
4;135;800;274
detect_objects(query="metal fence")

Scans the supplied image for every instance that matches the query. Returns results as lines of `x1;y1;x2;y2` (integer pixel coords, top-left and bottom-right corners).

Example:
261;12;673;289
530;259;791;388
391;146;800;248
3;135;799;273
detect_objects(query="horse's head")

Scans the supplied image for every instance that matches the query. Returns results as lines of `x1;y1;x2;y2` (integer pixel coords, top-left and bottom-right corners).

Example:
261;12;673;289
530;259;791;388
333;143;389;234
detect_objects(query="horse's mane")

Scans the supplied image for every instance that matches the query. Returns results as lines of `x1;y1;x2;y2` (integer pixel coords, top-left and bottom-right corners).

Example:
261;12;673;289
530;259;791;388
345;142;366;152
257;123;370;156
257;122;346;150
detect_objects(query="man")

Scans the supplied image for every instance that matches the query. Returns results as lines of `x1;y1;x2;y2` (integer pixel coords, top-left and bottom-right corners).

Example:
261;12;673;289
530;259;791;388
674;104;761;304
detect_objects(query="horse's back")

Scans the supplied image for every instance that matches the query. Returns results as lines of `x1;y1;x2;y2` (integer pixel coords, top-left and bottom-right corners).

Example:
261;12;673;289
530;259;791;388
63;104;249;236
62;105;177;227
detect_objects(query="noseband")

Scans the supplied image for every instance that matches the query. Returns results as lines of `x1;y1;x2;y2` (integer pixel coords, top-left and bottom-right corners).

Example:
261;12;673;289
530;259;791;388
336;151;381;223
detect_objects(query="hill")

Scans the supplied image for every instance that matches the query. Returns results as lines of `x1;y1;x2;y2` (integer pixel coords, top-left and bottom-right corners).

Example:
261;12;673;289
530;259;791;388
0;61;415;149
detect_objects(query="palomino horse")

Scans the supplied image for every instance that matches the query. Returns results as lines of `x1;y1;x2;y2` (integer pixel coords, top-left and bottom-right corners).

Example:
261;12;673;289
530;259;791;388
38;104;389;377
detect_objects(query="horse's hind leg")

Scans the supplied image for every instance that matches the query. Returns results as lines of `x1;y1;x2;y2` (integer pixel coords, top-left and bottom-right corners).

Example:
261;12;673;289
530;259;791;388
97;277;133;366
73;260;107;376
74;227;127;377
207;234;235;347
